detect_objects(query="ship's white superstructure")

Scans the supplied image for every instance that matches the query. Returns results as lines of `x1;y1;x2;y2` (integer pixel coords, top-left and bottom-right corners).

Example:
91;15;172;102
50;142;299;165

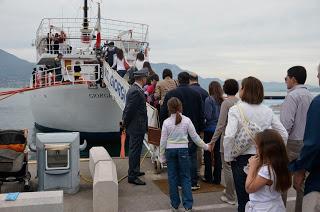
29;1;158;155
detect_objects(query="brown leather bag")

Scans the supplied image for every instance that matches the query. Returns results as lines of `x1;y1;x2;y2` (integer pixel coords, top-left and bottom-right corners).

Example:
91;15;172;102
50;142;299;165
148;127;161;146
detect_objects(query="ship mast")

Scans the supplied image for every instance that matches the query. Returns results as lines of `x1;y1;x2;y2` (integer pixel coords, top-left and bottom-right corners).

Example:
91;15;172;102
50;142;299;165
83;0;88;30
81;0;92;43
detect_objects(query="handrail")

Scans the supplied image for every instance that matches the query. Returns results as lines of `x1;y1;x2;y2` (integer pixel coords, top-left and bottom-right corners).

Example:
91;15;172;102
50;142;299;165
35;18;149;59
31;64;100;88
102;61;158;128
65;64;100;84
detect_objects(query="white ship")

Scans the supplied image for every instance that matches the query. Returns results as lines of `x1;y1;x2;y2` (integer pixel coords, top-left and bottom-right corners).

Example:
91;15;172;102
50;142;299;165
30;0;158;155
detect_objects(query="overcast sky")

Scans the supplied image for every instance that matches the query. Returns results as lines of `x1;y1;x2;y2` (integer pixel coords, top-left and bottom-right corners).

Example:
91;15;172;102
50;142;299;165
1;0;319;85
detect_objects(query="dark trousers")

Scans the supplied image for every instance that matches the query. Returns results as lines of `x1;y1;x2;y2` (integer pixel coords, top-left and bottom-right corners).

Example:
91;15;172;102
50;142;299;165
55;69;62;82
188;142;198;186
203;131;222;184
231;154;253;212
128;133;144;181
117;70;126;78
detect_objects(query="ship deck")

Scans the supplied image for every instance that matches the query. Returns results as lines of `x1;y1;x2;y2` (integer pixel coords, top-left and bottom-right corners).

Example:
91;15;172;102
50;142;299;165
1;158;298;212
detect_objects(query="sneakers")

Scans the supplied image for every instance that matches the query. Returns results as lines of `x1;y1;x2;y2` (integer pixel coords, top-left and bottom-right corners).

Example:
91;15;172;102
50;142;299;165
220;194;236;205
171;206;192;212
171;206;179;212
191;184;200;191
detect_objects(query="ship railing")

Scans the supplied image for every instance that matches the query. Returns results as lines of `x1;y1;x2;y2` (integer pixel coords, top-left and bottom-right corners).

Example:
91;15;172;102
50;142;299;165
31;67;60;88
64;64;100;85
31;64;100;88
35;18;149;59
102;61;158;128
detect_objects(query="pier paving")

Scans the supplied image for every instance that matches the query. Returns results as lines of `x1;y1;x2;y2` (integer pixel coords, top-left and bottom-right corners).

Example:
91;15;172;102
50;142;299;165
1;158;297;212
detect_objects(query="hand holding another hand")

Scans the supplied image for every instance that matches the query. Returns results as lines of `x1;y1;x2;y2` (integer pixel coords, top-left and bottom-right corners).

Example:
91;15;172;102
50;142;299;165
293;170;305;191
207;143;213;152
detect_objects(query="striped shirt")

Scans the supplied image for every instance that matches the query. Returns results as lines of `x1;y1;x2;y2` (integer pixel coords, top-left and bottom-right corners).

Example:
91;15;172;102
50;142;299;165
160;114;208;161
280;85;313;141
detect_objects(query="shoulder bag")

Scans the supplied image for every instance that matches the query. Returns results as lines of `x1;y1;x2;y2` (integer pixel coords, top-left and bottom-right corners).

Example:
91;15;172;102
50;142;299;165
230;104;262;158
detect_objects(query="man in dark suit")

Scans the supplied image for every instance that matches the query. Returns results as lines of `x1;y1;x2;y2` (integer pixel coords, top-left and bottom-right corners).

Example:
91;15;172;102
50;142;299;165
160;72;205;190
122;68;149;185
189;72;209;184
189;72;209;105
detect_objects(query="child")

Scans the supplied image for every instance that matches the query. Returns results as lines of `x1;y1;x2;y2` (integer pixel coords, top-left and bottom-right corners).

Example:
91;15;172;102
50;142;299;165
245;129;291;212
159;97;212;211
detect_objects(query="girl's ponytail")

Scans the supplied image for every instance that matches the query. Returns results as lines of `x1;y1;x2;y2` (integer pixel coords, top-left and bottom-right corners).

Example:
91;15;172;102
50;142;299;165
167;97;183;125
175;111;182;125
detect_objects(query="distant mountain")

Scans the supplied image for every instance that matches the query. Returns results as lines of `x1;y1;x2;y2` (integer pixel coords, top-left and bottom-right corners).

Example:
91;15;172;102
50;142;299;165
0;49;319;92
0;49;34;87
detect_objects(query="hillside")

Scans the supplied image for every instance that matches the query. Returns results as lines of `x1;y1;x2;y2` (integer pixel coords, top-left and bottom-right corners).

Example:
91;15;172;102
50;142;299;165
0;49;318;92
0;49;34;87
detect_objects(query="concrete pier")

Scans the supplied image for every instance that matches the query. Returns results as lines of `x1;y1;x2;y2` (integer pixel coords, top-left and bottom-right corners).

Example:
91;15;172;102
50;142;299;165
0;157;298;212
0;190;63;212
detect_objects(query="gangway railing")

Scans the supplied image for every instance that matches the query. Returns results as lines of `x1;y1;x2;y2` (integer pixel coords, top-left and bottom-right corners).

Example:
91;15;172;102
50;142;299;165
102;61;159;162
102;61;158;128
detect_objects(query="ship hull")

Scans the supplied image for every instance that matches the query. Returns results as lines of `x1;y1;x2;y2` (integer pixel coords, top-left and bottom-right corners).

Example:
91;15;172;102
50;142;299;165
30;84;124;156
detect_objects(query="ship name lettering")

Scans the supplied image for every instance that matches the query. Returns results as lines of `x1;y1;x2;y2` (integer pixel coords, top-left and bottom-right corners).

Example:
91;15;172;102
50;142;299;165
89;93;111;99
109;75;126;102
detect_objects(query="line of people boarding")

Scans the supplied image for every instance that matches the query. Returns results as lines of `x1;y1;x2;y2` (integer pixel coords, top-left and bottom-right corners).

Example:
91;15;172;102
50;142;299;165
122;64;320;212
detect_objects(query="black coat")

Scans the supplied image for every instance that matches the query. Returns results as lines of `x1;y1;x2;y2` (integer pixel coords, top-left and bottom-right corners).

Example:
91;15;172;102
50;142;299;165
105;47;117;67
160;84;205;132
190;83;209;106
122;83;148;135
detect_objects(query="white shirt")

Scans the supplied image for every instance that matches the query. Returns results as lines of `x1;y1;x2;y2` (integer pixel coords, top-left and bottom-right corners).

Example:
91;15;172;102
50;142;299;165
160;114;208;162
112;56;125;71
134;59;144;70
223;101;288;162
249;165;282;204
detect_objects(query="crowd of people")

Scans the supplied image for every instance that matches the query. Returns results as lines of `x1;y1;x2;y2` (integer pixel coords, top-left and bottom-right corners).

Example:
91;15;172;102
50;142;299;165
122;63;320;212
46;31;71;55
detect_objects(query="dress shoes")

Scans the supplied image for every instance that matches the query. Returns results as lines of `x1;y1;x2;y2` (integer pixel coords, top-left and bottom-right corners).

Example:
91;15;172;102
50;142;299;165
128;178;146;185
137;172;145;176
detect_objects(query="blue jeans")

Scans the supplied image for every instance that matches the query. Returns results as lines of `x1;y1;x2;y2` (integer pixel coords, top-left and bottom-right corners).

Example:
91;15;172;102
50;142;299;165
166;148;193;209
231;154;253;212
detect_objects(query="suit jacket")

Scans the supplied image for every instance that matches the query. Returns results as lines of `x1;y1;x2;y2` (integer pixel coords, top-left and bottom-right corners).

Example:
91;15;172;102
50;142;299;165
160;84;205;132
190;83;209;106
122;83;148;135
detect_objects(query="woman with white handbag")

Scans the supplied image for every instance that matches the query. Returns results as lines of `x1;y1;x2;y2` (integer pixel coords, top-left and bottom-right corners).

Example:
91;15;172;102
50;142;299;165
223;76;288;212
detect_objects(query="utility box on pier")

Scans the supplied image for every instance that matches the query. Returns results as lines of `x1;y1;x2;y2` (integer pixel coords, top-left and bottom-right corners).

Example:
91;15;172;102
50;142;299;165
36;132;80;194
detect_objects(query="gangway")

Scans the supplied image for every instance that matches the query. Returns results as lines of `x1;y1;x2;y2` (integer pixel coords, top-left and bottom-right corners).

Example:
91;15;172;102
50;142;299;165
102;61;161;170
